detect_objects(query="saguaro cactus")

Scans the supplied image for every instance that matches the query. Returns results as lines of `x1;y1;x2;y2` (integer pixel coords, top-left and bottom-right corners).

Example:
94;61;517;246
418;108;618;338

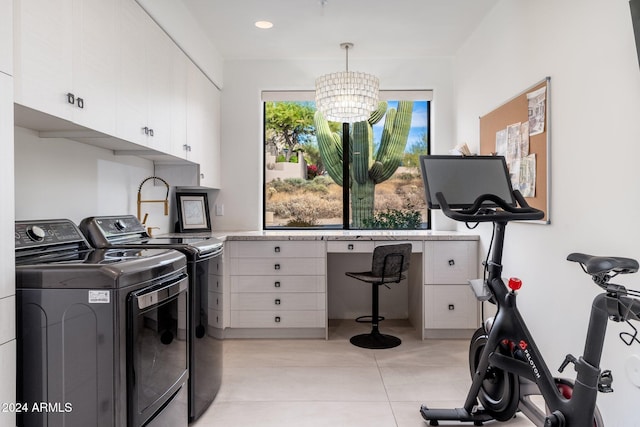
314;100;413;227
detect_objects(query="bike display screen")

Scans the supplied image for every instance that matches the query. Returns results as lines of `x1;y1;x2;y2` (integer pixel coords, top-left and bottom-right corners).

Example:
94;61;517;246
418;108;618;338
420;155;516;209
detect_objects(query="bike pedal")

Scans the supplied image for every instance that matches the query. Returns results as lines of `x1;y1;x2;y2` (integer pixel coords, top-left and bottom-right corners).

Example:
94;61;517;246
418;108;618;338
598;369;614;393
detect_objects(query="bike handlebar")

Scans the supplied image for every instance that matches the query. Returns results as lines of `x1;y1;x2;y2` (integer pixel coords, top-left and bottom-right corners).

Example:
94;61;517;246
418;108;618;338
436;190;545;223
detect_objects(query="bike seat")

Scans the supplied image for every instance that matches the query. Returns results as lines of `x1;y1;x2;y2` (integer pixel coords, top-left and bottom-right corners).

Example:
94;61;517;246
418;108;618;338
567;253;639;275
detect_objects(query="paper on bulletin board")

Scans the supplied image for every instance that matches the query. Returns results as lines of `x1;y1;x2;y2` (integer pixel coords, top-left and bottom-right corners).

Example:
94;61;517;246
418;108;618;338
527;87;547;136
495;121;535;196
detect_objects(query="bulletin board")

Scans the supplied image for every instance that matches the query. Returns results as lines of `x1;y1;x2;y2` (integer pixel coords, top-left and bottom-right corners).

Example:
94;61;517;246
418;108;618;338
479;77;550;223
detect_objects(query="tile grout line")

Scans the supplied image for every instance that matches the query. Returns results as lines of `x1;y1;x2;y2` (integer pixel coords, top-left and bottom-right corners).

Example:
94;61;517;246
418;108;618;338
374;352;402;427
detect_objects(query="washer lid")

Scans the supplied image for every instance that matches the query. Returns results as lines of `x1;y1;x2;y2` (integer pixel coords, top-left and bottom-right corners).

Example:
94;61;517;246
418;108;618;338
16;246;187;290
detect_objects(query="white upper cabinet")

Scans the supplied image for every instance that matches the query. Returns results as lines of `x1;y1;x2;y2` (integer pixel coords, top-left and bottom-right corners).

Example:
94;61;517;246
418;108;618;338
187;61;221;188
116;0;175;152
13;0;74;120
13;0;117;135
0;0;12;75
168;43;188;159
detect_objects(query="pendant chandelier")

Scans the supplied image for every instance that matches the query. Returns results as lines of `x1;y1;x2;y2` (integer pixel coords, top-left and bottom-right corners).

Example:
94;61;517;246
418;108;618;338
315;42;380;123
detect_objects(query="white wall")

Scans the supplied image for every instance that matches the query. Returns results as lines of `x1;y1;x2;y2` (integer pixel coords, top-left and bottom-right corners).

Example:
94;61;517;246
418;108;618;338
216;56;456;230
454;0;640;423
14;127;173;232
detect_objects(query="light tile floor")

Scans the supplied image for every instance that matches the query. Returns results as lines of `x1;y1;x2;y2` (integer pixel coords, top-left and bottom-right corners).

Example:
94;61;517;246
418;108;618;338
192;321;536;427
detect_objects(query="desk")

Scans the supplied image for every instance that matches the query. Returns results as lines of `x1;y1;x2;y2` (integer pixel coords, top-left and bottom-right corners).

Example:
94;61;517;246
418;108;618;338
218;231;479;339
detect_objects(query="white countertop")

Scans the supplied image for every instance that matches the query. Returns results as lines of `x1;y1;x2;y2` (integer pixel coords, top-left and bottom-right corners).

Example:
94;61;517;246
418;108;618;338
162;229;479;241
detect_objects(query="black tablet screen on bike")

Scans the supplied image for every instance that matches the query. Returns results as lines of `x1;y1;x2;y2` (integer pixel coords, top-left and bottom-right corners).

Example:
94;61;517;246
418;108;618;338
420;155;516;209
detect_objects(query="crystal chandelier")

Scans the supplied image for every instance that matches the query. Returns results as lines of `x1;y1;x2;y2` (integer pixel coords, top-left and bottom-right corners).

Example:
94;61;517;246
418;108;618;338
315;43;379;123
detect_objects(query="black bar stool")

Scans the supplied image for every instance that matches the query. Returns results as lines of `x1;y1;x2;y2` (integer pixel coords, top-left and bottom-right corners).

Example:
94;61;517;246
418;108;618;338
345;243;412;349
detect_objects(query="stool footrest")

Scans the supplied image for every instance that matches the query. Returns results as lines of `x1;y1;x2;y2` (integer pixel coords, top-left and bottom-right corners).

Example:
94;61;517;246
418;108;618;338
355;315;385;324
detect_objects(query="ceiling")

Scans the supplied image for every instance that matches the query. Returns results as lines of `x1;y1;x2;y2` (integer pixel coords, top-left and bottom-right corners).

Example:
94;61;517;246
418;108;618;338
180;0;500;61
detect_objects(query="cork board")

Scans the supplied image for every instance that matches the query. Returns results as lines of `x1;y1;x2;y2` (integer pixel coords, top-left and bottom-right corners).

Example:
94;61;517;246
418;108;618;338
479;77;550;223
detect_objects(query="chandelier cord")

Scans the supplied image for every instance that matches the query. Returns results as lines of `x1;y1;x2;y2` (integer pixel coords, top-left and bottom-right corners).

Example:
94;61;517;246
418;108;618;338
345;44;349;72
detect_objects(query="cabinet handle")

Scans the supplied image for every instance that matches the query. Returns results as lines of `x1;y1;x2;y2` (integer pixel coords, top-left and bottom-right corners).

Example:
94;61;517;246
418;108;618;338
200;173;205;179
274;281;281;288
143;126;149;135
76;97;84;109
274;263;280;270
448;304;455;311
148;128;154;137
448;259;455;266
275;316;281;323
275;298;281;305
348;244;354;250
66;92;75;105
274;246;280;253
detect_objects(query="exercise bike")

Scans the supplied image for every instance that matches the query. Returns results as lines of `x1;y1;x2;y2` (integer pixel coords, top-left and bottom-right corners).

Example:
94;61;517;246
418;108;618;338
418;155;640;426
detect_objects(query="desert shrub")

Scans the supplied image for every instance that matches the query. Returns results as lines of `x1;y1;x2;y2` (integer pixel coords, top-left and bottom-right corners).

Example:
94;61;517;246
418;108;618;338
362;209;422;229
396;172;418;181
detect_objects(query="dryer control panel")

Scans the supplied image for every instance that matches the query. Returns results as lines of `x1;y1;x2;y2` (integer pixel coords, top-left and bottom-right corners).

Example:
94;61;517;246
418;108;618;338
15;220;89;250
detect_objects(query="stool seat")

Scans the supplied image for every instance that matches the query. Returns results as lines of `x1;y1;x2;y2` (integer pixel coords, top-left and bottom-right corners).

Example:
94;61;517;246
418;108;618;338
345;243;412;349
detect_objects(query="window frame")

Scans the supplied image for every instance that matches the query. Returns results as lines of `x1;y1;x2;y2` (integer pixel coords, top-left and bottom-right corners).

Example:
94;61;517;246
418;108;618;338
262;90;432;230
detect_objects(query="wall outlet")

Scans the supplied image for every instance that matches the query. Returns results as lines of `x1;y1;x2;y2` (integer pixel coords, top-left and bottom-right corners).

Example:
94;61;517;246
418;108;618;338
215;204;224;216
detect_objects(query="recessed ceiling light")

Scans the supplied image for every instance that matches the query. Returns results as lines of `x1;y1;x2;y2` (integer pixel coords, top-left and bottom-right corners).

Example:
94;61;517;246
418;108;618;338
255;20;273;29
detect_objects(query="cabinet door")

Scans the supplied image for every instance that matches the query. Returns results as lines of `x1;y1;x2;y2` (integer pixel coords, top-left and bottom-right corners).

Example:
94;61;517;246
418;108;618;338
116;0;149;145
187;62;221;188
0;73;14;299
144;23;173;153
0;0;12;75
72;0;117;135
13;0;74;120
169;43;188;159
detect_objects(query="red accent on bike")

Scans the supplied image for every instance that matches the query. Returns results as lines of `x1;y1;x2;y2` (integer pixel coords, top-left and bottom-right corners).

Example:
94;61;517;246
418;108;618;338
519;340;528;350
508;277;522;291
556;383;573;399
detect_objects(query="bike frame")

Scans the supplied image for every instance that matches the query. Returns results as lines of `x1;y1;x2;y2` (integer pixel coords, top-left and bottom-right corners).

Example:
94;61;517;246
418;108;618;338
470;220;606;426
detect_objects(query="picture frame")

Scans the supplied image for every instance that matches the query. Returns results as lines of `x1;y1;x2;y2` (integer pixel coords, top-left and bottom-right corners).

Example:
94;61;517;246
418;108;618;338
175;192;211;232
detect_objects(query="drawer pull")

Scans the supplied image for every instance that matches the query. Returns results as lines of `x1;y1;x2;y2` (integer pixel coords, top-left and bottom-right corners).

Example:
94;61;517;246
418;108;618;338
448;304;455;311
348;244;354;250
275;316;281;323
274;263;280;270
274;246;281;253
448;259;455;266
274;281;281;288
275;298;281;305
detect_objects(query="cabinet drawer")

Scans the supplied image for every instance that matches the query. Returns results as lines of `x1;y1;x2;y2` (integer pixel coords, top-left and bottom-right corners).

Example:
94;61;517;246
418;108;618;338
208;274;222;292
424;285;478;329
230;293;325;311
229;241;325;258
424;241;478;284
230;275;325;293
327;241;375;253
207;292;223;311
230;310;325;328
229;257;325;275
207;309;223;329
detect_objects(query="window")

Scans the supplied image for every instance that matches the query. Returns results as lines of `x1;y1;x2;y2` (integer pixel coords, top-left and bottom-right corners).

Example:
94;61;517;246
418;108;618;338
263;90;431;230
